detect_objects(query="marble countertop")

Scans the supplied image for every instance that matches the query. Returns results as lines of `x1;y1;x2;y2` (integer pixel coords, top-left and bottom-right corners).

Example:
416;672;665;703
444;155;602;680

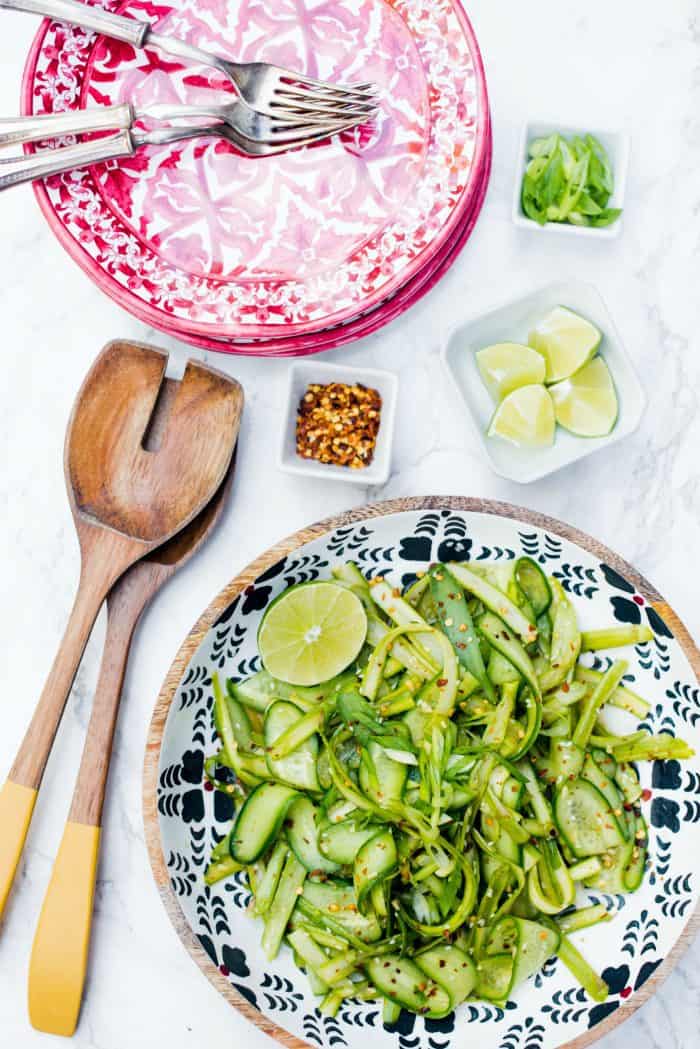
1;2;699;1047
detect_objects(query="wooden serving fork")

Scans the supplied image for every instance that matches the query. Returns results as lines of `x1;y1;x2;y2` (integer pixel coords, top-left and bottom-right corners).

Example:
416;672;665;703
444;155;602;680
0;341;242;930
27;381;240;1036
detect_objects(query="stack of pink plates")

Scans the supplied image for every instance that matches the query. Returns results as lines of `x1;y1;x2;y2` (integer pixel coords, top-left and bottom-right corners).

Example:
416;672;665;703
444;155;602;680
23;0;491;356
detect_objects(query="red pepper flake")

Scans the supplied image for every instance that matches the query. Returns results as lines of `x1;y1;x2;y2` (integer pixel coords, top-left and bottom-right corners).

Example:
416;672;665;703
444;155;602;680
437;678;448;687
561;682;570;693
296;381;381;469
641;788;652;802
204;780;214;792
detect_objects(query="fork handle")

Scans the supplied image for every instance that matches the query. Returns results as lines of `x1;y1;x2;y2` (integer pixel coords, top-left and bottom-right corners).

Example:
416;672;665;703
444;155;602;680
0;103;133;150
0;130;135;191
28;580;144;1036
0;0;151;46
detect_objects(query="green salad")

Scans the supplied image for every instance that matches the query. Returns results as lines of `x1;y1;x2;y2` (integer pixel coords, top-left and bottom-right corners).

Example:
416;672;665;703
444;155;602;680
204;559;693;1021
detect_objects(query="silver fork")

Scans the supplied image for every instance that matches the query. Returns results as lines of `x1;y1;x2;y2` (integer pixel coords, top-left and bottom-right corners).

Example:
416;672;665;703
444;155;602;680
0;113;366;192
0;0;378;121
0;98;372;151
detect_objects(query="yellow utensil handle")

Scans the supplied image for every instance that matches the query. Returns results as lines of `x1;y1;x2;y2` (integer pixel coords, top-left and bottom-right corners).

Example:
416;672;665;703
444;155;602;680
28;821;100;1036
0;779;37;919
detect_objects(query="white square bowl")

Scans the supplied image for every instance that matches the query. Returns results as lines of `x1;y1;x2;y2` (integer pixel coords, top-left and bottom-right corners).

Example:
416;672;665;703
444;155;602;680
441;281;646;484
279;360;398;486
512;121;629;239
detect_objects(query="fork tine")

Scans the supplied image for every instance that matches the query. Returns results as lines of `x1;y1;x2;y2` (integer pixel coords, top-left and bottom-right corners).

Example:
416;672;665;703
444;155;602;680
263;114;372;143
256;116;369;154
282;86;379;108
278;71;379;97
270;93;378;117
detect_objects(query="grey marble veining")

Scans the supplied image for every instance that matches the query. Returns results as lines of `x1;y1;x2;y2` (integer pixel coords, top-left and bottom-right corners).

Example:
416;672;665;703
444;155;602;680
1;2;699;1047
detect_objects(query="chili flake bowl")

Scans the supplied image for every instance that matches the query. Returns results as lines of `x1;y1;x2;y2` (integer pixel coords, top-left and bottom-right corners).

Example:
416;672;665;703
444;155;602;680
143;497;700;1049
278;360;398;486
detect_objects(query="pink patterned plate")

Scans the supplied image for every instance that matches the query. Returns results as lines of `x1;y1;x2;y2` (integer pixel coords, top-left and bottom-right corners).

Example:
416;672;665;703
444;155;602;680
24;0;489;341
149;118;492;354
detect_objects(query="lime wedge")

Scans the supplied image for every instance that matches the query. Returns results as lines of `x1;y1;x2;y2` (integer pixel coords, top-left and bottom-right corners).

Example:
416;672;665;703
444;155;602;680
258;581;367;686
528;306;601;383
476;342;546;400
549;357;618;436
487;384;555;448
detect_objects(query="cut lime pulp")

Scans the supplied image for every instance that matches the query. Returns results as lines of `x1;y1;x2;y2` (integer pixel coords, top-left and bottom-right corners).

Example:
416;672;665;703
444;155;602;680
549;357;618;436
487;384;555;448
476;342;546;400
258;581;367;686
528;306;601;383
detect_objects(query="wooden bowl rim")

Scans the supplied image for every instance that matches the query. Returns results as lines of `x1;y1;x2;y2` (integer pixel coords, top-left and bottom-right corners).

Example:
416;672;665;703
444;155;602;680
143;495;700;1049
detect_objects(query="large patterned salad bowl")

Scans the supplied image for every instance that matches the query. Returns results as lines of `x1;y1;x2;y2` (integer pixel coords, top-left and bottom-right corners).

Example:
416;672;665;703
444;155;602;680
143;497;700;1049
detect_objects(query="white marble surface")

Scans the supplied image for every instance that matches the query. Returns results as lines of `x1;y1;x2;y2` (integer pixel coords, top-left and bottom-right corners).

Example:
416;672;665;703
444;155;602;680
1;2;699;1046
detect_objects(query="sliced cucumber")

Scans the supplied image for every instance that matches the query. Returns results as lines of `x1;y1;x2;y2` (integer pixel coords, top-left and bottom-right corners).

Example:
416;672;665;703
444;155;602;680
415;945;476;1007
554;779;625;858
319;819;382;865
477;612;541;700
474;953;514;1001
584;843;633;894
515;558;552;617
231;782;299;863
624;813;647;891
490;916;560;989
513;917;559;986
549;739;584;784
448;563;538;644
359;740;407;805
354;829;397;911
301;880;382;943
265;700;320;791
538;580;580;691
233;670;327;712
582;754;628;839
365;955;451;1017
286;797;340;874
614;761;643;805
488;649;522;685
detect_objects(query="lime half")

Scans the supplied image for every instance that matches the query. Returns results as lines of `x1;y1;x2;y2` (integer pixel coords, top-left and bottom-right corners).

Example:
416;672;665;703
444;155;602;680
528;306;601;383
258;581;367;686
549;357;618;437
476;342;546;400
488;384;555;448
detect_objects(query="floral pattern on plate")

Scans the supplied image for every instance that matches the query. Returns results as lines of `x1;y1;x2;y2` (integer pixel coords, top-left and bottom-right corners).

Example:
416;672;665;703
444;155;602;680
24;0;487;336
154;508;700;1049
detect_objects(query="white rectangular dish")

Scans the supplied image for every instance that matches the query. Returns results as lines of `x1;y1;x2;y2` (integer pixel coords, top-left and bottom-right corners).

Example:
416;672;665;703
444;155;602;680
512;121;629;239
279;359;398;486
442;281;646;484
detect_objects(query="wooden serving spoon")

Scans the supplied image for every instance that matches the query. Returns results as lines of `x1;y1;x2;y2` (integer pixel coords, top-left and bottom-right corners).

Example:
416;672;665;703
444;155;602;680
27;382;239;1037
0;341;242;927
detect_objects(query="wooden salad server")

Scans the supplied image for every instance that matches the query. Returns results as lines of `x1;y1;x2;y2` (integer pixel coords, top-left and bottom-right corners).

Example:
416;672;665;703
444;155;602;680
28;383;239;1037
0;341;242;930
